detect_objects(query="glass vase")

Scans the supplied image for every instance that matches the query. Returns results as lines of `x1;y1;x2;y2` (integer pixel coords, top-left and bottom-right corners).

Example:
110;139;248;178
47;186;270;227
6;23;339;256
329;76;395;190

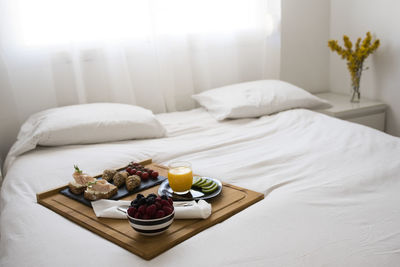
350;86;361;103
350;69;362;103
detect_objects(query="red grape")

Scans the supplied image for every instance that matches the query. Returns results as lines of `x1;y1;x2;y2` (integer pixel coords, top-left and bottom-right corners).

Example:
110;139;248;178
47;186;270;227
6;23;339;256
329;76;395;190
141;172;149;181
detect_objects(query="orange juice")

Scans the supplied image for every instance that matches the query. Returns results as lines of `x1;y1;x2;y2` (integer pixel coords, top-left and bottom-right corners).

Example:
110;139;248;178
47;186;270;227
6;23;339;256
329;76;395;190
168;163;193;194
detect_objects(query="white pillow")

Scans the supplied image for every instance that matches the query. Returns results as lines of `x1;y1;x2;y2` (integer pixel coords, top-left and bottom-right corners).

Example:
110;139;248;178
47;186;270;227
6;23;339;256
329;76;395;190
192;80;331;120
3;103;166;178
17;103;166;146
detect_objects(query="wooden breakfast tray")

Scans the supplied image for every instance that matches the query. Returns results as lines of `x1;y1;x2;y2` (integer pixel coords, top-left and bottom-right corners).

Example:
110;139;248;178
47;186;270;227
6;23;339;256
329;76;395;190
37;159;264;260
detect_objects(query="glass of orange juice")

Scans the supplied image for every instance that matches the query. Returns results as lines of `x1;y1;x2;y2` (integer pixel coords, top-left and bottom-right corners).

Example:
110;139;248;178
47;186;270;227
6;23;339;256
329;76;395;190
168;161;193;194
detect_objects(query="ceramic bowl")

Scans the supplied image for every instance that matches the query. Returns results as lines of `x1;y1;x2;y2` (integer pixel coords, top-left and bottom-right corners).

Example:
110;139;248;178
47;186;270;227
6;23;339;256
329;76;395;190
127;211;175;236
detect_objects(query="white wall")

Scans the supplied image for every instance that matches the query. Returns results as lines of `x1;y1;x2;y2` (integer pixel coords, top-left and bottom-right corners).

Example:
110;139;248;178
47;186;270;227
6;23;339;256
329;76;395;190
282;0;400;137
330;0;400;136
281;0;330;93
0;55;19;168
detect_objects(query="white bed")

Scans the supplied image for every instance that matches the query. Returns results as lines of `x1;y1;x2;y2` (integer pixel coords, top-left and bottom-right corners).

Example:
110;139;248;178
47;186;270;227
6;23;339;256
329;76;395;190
1;106;400;266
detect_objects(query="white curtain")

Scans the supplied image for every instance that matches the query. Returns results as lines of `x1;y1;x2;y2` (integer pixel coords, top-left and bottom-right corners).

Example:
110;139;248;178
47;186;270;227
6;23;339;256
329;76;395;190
0;0;281;165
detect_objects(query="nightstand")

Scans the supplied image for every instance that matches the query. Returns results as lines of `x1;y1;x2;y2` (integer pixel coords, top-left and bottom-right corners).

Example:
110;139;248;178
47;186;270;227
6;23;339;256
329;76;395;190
314;92;387;131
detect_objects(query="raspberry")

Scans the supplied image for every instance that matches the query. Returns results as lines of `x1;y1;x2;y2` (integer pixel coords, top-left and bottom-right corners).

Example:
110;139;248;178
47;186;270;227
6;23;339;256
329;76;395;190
142;214;150;220
138;205;146;214
161;199;170;207
167;198;173;206
163;206;173;215
127;207;136;217
155;201;162;209
146;204;157;218
134;212;141;219
155;210;165;218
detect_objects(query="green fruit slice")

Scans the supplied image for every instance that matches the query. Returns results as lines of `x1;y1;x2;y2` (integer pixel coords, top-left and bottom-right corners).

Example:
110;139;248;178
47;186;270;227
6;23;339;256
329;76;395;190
202;183;218;193
192;176;202;184
202;181;216;190
192;178;205;187
196;179;209;187
200;180;213;188
192;178;203;185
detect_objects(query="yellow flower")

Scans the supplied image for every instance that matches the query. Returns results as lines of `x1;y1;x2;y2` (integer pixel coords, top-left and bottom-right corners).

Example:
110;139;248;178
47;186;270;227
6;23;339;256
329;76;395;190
328;32;380;90
343;35;353;51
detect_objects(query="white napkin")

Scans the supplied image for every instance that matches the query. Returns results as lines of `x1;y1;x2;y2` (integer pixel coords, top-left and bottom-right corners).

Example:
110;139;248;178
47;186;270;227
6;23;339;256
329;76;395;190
92;199;131;219
92;199;212;220
173;200;212;219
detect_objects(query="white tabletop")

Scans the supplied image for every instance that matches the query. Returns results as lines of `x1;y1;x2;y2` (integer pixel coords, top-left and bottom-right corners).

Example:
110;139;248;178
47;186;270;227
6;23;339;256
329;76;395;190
314;92;386;119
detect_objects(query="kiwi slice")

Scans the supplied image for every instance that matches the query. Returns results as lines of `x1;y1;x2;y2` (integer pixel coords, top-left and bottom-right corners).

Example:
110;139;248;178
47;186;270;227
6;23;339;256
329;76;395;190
202;181;216;190
201;180;213;187
202;183;218;193
193;178;205;187
192;176;202;185
193;177;219;194
196;179;209;187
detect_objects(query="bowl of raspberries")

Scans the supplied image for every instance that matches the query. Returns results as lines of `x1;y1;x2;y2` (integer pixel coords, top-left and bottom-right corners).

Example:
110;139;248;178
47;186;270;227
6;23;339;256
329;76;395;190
127;193;174;236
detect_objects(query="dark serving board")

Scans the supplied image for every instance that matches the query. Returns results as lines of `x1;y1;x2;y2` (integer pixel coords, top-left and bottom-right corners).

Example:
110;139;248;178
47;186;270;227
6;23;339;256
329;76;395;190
60;165;166;207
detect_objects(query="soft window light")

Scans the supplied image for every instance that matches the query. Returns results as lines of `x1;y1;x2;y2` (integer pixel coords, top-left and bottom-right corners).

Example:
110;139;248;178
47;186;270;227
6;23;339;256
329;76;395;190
14;0;275;46
16;0;150;45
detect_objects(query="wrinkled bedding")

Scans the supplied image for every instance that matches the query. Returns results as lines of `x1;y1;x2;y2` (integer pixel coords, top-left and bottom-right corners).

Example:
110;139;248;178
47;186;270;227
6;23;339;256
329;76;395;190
1;108;400;267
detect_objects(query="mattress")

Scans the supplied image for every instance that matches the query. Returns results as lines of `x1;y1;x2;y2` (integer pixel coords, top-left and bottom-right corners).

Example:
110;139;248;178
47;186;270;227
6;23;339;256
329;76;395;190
1;108;400;266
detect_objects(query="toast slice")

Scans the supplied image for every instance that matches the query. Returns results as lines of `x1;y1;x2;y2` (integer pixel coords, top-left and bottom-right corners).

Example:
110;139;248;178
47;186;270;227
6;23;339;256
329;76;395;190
84;179;118;201
68;165;96;194
68;181;87;194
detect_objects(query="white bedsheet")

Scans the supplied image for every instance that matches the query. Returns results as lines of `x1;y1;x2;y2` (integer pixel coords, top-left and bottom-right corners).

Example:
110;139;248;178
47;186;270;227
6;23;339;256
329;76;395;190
1;108;400;266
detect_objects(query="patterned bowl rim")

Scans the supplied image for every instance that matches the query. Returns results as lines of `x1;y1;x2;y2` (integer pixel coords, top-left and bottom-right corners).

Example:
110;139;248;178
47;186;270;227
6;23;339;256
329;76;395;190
127;210;175;223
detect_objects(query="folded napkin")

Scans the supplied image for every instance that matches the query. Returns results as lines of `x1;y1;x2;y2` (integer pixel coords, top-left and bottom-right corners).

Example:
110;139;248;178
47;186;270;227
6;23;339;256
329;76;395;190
92;200;131;219
173;200;212;219
92;199;212;220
